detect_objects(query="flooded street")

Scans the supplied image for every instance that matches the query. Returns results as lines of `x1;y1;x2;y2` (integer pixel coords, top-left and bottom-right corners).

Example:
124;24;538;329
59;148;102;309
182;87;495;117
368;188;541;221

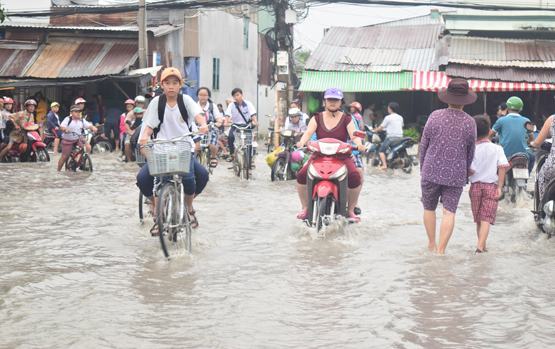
1;154;555;348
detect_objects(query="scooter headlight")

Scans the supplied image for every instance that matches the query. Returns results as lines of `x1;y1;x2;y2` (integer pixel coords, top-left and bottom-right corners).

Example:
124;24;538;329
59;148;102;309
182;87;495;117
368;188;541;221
329;165;347;181
544;201;555;217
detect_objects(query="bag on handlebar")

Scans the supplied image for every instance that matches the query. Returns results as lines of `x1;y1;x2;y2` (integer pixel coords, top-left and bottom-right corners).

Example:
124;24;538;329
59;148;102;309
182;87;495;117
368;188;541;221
153;94;191;138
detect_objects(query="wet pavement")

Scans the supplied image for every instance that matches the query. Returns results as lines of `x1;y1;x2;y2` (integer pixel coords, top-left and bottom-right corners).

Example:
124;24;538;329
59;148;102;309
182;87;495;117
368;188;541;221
1;153;555;348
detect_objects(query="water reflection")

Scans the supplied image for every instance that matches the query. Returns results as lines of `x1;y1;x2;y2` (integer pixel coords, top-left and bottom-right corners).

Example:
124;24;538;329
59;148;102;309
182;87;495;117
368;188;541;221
1;155;555;348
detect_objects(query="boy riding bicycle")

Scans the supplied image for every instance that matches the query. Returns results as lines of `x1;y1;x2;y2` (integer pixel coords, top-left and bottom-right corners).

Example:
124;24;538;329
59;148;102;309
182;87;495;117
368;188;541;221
57;104;97;171
136;67;209;234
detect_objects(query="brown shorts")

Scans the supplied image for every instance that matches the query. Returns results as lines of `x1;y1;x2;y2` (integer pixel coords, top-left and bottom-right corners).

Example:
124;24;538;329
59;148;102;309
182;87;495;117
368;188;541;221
61;139;82;157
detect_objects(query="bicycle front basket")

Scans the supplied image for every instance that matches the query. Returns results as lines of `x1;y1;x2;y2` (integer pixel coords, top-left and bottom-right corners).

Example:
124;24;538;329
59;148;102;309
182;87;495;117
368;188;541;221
234;129;253;147
145;139;192;176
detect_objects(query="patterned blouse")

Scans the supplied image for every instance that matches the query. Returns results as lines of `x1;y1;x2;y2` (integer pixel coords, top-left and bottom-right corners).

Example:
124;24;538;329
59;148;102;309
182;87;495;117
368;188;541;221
419;108;477;187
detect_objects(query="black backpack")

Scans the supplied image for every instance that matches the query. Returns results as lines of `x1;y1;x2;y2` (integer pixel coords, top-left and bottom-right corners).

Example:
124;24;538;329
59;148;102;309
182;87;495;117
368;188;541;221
153;94;190;138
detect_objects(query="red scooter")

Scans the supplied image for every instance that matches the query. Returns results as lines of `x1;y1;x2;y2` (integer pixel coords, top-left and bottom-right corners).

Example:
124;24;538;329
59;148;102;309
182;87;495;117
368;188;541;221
305;136;361;232
23;122;49;162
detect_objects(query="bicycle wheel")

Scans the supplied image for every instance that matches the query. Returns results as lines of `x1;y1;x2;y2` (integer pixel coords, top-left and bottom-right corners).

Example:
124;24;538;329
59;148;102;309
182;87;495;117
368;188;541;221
157;183;187;258
243;151;250;180
93;141;112;154
271;157;287;181
37;149;50;162
81;154;93;172
65;156;77;171
235;150;244;178
138;192;144;224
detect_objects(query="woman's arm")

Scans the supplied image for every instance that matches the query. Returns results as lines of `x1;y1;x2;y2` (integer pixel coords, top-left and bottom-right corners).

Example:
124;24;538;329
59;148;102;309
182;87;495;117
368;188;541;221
347;120;364;149
531;116;553;148
297;117;317;147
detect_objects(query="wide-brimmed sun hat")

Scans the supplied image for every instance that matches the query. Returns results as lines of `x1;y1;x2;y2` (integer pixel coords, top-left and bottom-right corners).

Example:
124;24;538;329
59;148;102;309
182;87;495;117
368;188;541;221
438;78;477;105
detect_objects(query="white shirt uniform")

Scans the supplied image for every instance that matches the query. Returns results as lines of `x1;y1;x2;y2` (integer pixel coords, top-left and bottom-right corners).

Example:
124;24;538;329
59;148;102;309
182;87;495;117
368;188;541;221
140;94;202;148
470;141;510;184
60;117;91;141
381;113;404;138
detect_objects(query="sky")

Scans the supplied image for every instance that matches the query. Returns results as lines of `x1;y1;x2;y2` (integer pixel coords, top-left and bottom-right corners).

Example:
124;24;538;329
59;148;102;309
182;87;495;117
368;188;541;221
294;3;434;51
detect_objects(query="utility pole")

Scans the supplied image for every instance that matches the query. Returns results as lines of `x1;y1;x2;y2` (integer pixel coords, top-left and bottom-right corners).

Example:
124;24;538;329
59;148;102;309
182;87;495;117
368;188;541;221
138;0;148;68
273;0;295;146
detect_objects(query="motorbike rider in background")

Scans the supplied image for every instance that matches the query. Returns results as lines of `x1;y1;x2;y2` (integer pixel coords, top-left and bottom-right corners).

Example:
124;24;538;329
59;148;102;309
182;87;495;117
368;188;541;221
491;96;535;173
372;102;404;170
285;108;307;133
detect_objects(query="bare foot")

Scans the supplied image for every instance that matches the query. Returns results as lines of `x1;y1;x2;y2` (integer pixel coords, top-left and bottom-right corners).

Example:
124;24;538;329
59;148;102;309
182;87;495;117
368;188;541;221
428;243;437;252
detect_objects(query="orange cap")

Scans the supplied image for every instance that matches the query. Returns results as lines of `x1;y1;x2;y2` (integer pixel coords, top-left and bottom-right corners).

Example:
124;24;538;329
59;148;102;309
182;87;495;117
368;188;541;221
160;67;183;83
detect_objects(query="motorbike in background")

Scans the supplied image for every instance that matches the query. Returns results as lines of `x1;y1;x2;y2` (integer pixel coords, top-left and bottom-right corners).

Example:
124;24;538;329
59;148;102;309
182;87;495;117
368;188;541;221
271;129;304;181
503;152;530;203
364;125;385;166
85;125;112;154
23;122;49;162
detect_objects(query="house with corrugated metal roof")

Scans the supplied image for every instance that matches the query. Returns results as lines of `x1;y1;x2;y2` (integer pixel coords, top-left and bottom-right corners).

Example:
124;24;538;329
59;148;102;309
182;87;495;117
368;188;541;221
299;8;555;125
0;1;274;127
298;10;445;125
0;2;184;120
436;10;555;121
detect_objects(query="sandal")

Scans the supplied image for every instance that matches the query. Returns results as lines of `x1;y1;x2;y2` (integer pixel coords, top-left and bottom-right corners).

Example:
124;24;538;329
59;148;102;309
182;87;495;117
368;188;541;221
189;210;199;229
348;212;361;223
296;209;308;220
209;157;218;168
149;223;160;237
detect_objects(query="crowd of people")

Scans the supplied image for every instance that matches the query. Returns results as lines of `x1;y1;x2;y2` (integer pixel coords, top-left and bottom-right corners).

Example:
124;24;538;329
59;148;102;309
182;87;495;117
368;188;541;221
3;67;552;257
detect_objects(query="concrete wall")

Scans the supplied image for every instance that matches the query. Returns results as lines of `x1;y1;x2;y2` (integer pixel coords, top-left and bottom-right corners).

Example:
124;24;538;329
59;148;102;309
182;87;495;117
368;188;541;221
198;10;258;109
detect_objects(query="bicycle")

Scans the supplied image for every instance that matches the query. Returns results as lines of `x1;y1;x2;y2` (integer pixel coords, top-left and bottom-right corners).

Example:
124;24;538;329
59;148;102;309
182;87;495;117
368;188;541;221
232;124;254;180
65;132;93;172
196;123;216;175
135;147;149;225
141;135;194;258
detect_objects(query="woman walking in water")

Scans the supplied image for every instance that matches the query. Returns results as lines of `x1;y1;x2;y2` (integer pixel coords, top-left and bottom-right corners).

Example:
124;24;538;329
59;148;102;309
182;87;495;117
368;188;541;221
419;79;477;255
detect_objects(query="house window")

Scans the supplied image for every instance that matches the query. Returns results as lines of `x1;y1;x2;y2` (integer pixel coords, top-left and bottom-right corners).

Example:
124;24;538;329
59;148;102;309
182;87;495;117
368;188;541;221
212;58;220;91
243;17;249;49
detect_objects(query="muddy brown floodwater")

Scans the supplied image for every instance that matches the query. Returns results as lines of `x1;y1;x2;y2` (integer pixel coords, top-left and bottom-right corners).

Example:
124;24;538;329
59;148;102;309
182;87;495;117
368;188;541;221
1;154;554;348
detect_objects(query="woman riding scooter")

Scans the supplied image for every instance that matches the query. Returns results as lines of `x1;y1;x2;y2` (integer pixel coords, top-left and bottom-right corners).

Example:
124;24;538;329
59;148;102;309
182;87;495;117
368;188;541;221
295;88;365;222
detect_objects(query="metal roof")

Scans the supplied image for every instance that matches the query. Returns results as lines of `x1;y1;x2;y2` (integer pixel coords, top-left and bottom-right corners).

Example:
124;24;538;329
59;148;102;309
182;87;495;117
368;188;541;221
0;37;138;79
0;22;138;32
447;36;555;68
0;22;182;36
373;12;446;27
305;24;442;72
446;63;555;83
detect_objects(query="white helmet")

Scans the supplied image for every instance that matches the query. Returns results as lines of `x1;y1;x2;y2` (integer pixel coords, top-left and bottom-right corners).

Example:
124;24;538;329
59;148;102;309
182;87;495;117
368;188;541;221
134;95;146;104
288;107;302;117
74;97;86;104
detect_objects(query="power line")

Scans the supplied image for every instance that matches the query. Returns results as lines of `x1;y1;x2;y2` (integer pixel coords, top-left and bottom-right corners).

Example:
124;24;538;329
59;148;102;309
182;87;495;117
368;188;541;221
5;0;555;18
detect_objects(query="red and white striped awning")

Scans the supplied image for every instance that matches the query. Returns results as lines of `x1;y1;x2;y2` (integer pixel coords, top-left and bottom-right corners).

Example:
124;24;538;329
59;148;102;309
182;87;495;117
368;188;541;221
412;71;555;92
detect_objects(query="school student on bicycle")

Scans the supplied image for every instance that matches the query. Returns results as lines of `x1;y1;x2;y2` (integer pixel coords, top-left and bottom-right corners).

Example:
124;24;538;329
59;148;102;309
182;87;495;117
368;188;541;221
224;88;257;159
136;67;209;233
57;104;98;171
